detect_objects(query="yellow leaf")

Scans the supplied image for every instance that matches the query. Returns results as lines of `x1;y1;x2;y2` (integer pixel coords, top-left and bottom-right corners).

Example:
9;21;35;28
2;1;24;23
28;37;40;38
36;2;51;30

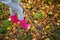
43;31;47;34
31;26;35;30
46;26;50;29
54;14;59;18
57;20;60;22
8;18;11;21
5;37;9;39
7;27;11;30
34;20;38;23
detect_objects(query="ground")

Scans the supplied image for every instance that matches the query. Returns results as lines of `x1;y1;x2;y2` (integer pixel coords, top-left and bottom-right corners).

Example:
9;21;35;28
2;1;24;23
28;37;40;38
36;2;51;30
0;0;60;40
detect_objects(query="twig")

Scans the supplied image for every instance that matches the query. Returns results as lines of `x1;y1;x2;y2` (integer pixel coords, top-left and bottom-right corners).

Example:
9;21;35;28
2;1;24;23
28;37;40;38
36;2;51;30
25;10;42;33
50;33;60;37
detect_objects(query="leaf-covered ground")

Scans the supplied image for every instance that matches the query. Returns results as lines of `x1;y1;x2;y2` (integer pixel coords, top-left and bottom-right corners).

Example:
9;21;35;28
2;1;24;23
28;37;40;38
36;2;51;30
0;0;60;40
